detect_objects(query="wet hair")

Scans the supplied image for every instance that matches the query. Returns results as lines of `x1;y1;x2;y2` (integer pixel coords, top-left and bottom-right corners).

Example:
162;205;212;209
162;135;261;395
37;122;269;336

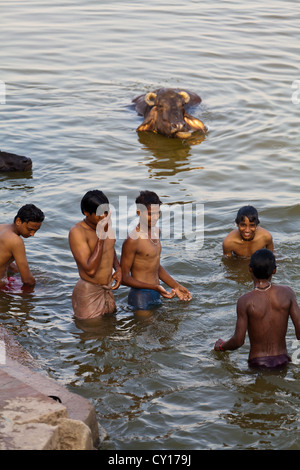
80;190;109;215
14;204;45;223
249;249;276;279
235;205;260;225
135;190;162;209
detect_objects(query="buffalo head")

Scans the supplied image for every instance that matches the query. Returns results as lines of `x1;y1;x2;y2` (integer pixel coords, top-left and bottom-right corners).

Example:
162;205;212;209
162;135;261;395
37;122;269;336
0;151;32;172
133;88;207;138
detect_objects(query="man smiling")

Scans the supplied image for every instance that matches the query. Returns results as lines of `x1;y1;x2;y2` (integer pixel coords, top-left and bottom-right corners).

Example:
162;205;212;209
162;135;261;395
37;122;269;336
222;205;274;258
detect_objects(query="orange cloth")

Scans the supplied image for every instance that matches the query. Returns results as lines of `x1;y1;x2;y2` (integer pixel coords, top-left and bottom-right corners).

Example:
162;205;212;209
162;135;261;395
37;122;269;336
72;278;116;319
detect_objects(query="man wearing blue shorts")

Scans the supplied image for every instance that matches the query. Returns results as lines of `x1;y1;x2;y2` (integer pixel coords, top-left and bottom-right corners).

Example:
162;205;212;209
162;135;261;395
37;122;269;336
121;191;191;312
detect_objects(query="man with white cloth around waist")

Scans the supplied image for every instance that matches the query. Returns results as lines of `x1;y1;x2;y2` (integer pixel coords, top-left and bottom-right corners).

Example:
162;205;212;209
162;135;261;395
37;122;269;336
69;190;121;319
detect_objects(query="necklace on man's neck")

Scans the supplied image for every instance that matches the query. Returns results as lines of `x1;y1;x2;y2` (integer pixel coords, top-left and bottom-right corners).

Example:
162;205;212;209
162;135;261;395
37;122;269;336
138;227;159;246
83;218;96;231
255;282;272;291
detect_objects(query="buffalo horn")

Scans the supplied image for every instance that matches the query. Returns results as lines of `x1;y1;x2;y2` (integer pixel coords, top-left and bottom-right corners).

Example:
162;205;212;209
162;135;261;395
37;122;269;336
145;92;157;106
178;91;190;103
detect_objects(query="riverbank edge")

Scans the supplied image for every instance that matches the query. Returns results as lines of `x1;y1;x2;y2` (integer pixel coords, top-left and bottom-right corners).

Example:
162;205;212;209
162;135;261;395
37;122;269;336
0;325;106;450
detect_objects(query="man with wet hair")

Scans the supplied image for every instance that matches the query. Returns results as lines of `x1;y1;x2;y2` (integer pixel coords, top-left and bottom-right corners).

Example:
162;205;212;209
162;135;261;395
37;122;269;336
120;190;191;312
0;204;45;288
69;190;121;319
215;249;300;370
223;205;274;257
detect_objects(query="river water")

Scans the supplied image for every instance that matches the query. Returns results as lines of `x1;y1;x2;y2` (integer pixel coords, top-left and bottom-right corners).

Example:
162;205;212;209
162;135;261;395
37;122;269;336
1;0;300;450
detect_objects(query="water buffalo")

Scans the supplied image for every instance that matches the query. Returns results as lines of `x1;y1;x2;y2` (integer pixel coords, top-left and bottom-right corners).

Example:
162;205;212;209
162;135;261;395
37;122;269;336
132;88;207;138
0;151;32;172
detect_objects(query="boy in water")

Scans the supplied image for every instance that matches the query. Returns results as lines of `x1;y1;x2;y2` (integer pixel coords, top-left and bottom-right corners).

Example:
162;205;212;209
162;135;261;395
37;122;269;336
215;249;300;369
223;205;274;258
69;190;121;319
0;204;45;288
120;190;191;311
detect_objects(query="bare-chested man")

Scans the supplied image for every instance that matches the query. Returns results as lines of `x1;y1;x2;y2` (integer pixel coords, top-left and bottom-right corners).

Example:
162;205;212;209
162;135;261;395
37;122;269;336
223;205;274;258
215;249;300;369
69;190;121;319
0;204;44;288
120;190;191;311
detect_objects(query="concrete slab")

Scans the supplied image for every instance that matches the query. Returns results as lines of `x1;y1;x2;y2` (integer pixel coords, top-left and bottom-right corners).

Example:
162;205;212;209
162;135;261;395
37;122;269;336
0;325;105;449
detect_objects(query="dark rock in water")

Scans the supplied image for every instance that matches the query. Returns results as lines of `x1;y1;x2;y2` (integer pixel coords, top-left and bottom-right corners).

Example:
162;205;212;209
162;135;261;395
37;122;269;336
0;151;32;172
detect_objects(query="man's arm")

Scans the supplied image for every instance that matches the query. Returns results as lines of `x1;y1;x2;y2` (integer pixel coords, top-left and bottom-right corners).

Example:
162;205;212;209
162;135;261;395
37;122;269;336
215;296;248;351
222;232;234;257
265;231;274;252
69;227;104;278
158;266;191;301
112;250;122;290
11;237;35;286
289;288;300;340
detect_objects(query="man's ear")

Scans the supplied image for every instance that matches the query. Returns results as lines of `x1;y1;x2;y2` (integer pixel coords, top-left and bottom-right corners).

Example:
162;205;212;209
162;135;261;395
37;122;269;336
15;217;22;226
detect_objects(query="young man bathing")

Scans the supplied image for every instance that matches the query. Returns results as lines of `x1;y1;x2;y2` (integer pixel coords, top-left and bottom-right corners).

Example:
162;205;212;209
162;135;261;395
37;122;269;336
69;190;121;319
215;249;300;370
120;190;191;311
0;204;45;288
223;205;274;258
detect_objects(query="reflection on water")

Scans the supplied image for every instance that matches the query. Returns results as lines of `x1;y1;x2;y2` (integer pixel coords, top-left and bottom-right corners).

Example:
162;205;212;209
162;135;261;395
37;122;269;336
137;131;206;178
222;256;253;286
222;369;300;449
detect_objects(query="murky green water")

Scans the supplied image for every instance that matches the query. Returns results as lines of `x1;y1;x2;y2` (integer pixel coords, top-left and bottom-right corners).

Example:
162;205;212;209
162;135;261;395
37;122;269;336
1;0;300;450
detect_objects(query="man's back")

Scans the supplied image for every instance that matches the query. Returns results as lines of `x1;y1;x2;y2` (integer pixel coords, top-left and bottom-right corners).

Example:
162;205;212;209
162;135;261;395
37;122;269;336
241;285;294;359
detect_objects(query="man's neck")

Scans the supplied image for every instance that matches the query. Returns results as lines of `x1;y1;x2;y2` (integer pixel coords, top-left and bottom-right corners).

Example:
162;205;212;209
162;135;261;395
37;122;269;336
83;218;96;231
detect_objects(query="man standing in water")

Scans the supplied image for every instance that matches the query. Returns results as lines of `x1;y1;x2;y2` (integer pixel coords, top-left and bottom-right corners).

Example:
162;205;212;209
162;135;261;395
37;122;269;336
69;190;121;319
215;249;300;369
120;190;191;311
223;205;274;257
0;204;45;288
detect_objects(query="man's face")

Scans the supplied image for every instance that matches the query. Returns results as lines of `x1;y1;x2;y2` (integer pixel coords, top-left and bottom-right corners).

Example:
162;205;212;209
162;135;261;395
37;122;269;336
237;216;257;241
82;203;109;226
86;208;109;227
139;204;161;229
17;219;42;238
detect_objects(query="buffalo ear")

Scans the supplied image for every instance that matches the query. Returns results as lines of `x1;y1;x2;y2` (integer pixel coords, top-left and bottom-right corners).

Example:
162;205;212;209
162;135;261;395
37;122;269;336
178;91;190;104
145;92;157;106
136;108;157;132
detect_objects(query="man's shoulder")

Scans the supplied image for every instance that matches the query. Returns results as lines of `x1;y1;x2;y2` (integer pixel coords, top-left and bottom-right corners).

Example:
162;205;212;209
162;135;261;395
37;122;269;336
223;229;240;248
69;221;85;235
257;226;272;239
69;221;90;245
122;231;140;247
272;283;294;296
224;229;239;241
0;226;22;245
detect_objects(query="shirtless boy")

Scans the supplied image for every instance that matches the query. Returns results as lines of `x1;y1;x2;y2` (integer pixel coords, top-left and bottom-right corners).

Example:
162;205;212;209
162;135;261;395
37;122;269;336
0;204;44;288
223;205;274;258
69;190;121;319
120;190;191;311
215;249;300;369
